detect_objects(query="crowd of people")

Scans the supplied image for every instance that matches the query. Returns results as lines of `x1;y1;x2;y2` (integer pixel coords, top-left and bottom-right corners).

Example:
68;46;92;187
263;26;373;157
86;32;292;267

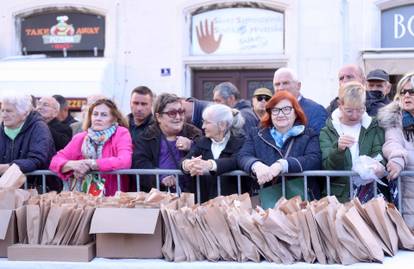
0;65;413;227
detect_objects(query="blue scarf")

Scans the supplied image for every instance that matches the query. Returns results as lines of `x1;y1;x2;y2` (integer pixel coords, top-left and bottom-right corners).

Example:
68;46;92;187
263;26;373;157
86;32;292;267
402;111;414;141
270;125;305;148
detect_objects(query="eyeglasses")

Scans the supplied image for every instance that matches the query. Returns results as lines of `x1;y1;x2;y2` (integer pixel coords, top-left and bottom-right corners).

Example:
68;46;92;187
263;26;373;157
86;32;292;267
256;95;271;102
271;106;293;116
400;88;414;96
342;107;365;115
160;109;186;118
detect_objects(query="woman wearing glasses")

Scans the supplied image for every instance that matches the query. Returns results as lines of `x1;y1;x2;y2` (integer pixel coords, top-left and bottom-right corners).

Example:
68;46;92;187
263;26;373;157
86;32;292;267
134;93;202;192
320;82;385;203
238;91;321;206
49;98;132;196
378;72;414;229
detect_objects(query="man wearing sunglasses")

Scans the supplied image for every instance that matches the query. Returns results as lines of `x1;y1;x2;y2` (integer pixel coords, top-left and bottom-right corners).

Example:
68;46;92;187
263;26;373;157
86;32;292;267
273;67;327;133
252;87;273;121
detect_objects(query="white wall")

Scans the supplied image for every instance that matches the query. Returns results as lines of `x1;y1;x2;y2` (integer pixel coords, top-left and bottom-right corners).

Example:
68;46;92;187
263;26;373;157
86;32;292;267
0;0;392;113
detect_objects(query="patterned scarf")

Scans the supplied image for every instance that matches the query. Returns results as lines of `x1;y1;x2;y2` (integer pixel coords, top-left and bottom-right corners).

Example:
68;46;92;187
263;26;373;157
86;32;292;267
402;111;414;142
80;124;117;196
270;125;305;148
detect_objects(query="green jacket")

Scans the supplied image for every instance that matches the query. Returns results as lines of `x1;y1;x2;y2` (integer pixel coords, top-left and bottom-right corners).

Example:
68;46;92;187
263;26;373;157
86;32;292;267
319;111;384;201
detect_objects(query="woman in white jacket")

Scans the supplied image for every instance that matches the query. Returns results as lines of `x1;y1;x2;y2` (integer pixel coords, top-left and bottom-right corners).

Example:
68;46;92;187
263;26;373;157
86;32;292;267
378;71;414;230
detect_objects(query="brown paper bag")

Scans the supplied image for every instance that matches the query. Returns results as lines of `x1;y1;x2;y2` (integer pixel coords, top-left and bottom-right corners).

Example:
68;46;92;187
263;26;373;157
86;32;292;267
252;210;295;264
304;206;327;264
0;163;26;189
225;209;260;262
238;210;281;262
72;207;95;245
0;190;15;209
203;205;238;261
364;197;398;256
51;206;73;245
160;203;175;261
164;201;187;262
335;204;365;264
290;211;316;263
15;206;27;243
343;206;384;262
194;206;221;261
386;203;414;250
26;204;41;244
40;206;64;245
61;207;83;245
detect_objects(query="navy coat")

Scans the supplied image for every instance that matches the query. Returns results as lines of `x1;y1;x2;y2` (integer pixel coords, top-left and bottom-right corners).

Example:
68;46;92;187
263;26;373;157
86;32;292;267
0;111;55;173
237;126;321;175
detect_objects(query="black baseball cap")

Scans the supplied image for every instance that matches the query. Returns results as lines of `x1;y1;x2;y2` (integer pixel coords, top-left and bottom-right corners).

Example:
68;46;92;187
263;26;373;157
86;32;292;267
366;69;390;82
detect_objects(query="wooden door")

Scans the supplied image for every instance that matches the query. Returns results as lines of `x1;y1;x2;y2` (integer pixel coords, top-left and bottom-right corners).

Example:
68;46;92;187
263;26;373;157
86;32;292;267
192;69;275;101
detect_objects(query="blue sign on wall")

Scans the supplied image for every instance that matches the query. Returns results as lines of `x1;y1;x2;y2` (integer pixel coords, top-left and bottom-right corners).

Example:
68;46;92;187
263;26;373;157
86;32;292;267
382;5;414;48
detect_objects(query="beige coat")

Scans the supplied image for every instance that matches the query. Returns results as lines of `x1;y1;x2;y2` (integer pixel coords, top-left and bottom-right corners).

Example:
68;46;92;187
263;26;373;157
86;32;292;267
378;102;414;229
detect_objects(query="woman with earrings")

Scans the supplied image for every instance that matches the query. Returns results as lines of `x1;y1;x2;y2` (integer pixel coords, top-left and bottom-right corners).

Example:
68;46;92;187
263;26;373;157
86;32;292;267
378;72;414;230
181;104;246;202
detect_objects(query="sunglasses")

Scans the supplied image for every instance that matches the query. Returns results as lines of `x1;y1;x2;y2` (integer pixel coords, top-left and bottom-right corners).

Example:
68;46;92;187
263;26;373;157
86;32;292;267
256;95;271;102
160;109;186;118
400;88;414;96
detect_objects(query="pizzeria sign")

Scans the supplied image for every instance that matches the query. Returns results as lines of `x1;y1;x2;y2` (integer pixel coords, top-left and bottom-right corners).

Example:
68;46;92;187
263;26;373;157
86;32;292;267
21;12;105;53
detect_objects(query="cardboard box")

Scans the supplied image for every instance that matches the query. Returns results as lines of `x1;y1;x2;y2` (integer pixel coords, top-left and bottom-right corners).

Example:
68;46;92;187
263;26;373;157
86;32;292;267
0;210;17;257
90;207;162;258
7;241;95;262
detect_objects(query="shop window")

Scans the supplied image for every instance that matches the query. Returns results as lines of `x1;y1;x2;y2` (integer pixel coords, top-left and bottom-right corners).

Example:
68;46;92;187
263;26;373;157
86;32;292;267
190;4;284;56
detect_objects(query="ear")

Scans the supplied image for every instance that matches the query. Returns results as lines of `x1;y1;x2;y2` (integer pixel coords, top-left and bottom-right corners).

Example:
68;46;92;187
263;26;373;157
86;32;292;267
155;113;161;122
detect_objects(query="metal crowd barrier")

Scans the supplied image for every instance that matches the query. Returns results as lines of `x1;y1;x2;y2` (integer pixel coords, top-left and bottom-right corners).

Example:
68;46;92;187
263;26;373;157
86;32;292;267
25;169;409;209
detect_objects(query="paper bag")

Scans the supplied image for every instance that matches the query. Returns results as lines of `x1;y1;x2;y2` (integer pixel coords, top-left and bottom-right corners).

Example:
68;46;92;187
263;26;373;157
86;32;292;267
0;163;26;189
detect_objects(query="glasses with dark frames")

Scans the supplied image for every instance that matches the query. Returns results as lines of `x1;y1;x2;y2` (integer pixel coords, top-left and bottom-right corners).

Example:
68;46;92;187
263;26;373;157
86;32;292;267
160;109;186;118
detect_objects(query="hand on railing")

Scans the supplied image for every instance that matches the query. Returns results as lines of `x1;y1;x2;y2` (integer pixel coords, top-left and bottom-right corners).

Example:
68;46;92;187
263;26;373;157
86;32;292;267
252;162;274;185
386;161;403;181
161;175;176;187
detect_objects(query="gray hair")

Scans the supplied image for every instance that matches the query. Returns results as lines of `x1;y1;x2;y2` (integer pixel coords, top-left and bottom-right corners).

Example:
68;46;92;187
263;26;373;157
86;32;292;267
202;104;245;136
213;82;240;101
0;94;33;116
273;67;300;82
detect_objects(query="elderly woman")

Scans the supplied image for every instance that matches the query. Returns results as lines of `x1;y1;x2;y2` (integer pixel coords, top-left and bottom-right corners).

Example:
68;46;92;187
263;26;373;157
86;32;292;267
378;72;414;229
238;91;321;207
134;93;202;192
0;94;55;175
181;104;246;202
50;99;132;196
320;82;385;203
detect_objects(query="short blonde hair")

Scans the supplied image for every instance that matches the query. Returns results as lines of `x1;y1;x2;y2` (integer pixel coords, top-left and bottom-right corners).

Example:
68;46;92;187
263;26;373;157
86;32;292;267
339;82;366;106
394;71;414;101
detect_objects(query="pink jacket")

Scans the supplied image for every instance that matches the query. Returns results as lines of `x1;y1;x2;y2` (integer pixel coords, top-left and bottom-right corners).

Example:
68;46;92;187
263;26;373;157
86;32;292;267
49;126;132;196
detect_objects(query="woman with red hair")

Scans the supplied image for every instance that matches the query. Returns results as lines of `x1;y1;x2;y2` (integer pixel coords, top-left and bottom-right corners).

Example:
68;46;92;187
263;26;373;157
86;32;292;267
237;91;321;207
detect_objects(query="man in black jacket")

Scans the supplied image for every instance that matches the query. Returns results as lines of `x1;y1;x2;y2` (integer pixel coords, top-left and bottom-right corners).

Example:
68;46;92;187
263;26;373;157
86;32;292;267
365;69;391;116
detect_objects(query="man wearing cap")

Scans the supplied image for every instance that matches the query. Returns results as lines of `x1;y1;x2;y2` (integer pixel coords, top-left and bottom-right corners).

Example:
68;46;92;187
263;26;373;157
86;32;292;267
273;67;327;133
252;87;273;122
365;69;391;116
